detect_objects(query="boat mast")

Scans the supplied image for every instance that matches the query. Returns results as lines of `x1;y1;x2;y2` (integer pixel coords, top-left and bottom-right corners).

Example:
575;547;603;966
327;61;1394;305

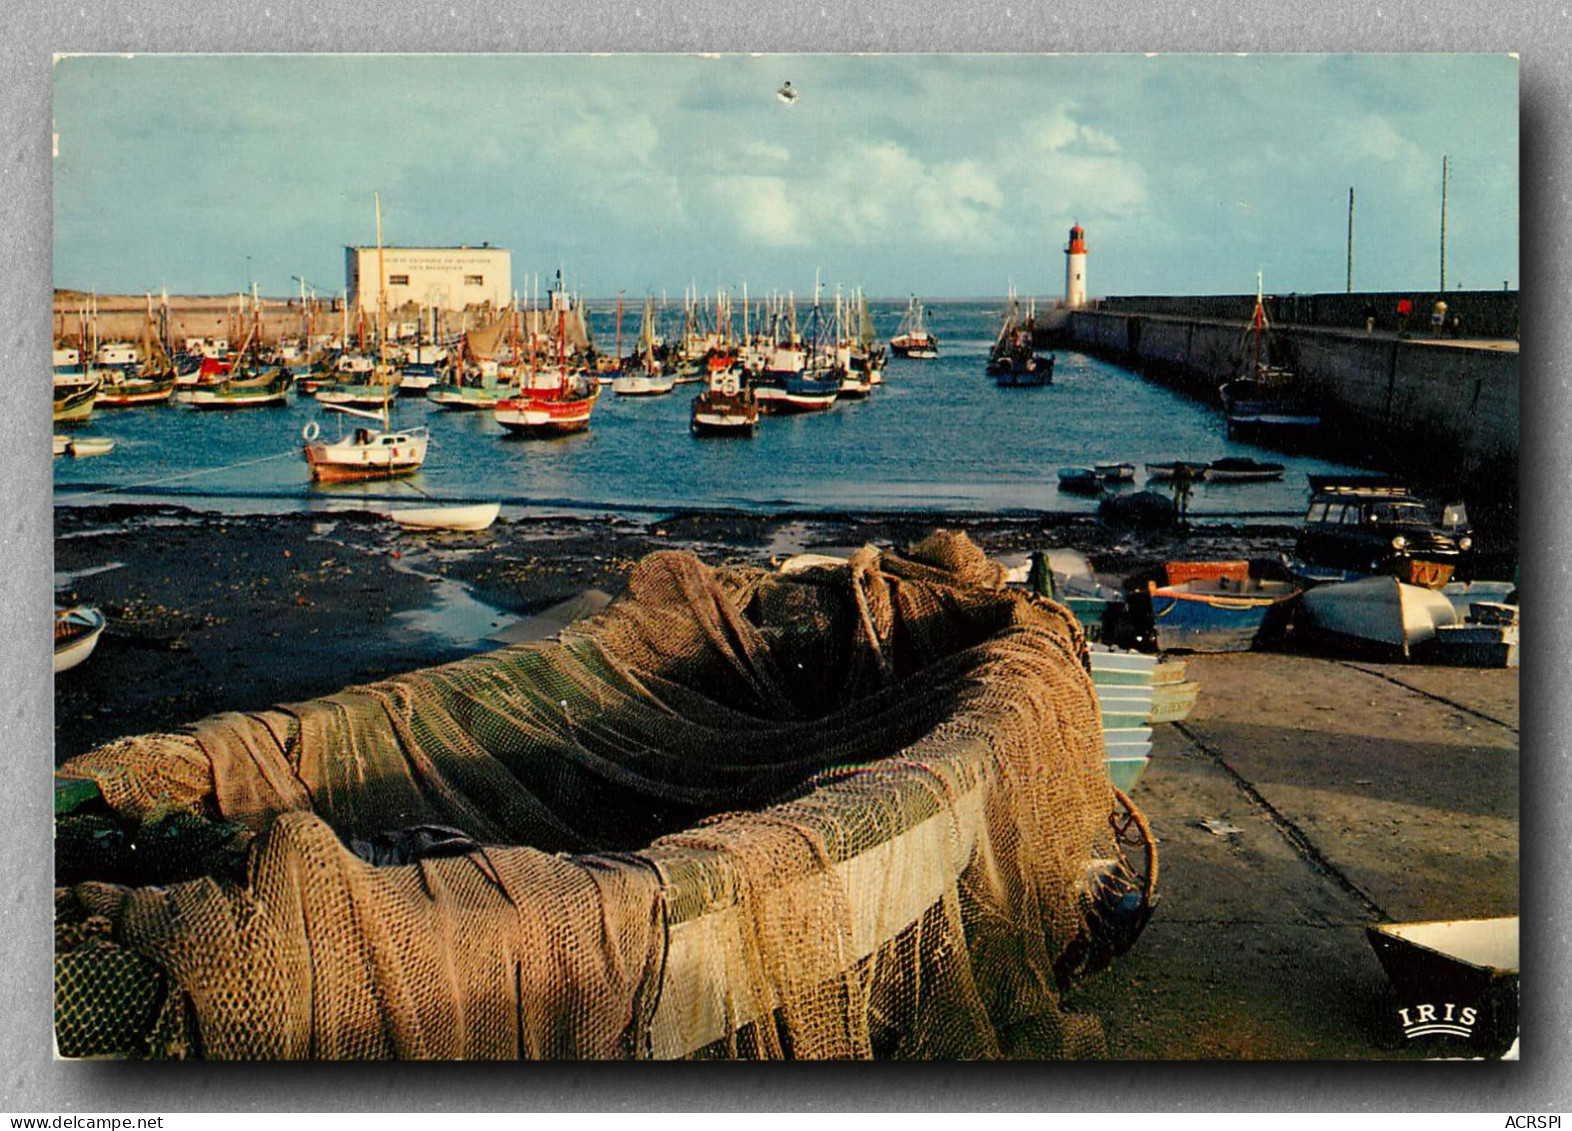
1253;270;1265;377
375;191;389;430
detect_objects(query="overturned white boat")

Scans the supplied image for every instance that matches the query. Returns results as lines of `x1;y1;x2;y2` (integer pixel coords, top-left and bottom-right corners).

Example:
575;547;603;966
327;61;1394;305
1301;575;1458;656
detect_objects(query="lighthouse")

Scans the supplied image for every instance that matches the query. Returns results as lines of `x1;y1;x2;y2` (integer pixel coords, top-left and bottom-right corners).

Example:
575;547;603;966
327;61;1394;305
1064;223;1087;309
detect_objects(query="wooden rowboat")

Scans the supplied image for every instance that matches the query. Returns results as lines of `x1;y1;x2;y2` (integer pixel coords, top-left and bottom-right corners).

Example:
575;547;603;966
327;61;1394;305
55;605;107;674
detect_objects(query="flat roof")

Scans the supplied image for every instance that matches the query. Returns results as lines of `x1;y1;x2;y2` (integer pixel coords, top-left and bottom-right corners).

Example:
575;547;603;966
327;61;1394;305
345;245;510;252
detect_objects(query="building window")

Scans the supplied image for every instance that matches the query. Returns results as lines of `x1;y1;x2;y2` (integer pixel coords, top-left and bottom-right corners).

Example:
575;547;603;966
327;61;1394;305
388;274;410;286
464;275;484;286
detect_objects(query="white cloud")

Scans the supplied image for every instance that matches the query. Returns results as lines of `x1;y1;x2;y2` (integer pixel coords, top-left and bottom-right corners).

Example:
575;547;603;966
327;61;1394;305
704;139;1006;249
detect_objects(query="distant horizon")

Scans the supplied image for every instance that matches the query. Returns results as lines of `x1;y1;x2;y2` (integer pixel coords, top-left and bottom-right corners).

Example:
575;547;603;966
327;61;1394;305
53;54;1519;301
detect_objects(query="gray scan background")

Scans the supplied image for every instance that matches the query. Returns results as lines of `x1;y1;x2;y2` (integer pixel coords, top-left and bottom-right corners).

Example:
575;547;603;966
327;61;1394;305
1;0;1564;1113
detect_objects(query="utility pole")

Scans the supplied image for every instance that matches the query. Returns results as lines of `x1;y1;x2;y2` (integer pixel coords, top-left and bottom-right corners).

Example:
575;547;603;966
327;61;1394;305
1439;155;1450;292
1346;187;1355;294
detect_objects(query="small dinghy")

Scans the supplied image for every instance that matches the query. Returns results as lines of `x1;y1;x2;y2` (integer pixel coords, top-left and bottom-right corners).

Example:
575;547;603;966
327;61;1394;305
55;605;107;674
1144;461;1208;483
388;502;501;532
67;437;116;458
1202;457;1285;483
1057;467;1103;495
1094;461;1136;482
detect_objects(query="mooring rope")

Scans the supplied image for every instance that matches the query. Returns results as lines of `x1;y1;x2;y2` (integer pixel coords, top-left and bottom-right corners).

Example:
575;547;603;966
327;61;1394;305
55;448;302;504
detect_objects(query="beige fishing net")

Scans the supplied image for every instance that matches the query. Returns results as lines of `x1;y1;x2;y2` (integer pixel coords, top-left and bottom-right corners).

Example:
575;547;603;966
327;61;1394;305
55;531;1156;1060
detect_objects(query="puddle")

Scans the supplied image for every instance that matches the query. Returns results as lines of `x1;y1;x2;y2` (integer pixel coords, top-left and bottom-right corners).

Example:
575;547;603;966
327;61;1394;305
55;561;127;589
390;562;514;651
759;521;816;559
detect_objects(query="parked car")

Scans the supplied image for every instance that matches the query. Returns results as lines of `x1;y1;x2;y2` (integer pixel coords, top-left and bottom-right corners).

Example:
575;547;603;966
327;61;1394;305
1290;475;1472;588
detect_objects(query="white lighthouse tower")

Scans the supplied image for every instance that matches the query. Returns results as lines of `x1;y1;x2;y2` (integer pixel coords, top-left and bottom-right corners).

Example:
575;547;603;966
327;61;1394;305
1064;223;1088;309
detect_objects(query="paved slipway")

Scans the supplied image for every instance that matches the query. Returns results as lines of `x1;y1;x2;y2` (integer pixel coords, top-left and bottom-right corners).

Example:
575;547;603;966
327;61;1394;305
1066;652;1519;1059
52;506;1519;1060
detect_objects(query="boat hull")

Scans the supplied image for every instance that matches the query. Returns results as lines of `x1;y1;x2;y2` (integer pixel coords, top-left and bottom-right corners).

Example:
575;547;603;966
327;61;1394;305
1146;578;1300;653
55;607;107;674
1301;575;1458;656
611;373;677;397
305;430;429;483
96;381;175;407
494;392;598;435
389;503;501;532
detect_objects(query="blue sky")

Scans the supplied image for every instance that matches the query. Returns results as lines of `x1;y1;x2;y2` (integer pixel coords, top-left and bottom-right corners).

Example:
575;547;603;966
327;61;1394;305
52;53;1519;299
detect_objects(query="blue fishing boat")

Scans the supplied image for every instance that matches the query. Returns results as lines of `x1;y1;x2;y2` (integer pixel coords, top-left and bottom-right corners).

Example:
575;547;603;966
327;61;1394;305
1141;562;1300;653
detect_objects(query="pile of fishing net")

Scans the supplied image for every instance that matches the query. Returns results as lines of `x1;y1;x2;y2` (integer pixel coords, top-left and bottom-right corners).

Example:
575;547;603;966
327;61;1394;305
55;531;1156;1060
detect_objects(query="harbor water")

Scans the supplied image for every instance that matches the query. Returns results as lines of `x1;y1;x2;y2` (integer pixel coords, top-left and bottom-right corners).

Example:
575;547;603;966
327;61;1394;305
53;301;1363;517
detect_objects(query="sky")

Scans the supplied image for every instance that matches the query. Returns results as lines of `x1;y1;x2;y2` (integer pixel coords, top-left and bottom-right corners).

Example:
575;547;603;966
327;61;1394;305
51;53;1520;300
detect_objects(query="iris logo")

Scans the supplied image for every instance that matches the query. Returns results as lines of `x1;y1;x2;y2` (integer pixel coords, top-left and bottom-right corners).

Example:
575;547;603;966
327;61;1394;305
1397;1002;1478;1039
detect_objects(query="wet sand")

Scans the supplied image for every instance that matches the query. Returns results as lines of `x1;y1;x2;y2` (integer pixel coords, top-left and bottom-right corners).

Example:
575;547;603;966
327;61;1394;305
52;503;1518;1060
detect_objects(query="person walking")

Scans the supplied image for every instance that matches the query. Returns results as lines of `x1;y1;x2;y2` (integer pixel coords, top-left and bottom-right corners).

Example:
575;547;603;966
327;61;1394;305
1396;297;1413;337
1171;463;1195;529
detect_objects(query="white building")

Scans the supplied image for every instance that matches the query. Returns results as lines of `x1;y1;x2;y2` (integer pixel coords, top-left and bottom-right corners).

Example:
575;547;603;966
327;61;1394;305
345;245;512;314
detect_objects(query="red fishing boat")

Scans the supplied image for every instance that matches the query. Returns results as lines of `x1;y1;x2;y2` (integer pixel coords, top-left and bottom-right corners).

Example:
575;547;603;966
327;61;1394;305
494;276;600;436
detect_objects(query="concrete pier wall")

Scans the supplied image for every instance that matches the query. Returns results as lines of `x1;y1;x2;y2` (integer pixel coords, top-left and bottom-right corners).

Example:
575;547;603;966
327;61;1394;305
1066;308;1519;485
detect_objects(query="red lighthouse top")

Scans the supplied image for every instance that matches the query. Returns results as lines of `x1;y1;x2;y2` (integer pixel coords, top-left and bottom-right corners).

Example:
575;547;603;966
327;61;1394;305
1066;224;1087;255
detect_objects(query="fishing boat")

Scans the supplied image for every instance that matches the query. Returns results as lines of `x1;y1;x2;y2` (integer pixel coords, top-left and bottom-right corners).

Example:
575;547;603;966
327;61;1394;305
763;290;842;413
494;277;601;436
988;289;1054;386
188;369;291;409
55;605;107;674
1202;457;1285;483
426;365;505;410
303;194;430;484
388;502;502;532
53;376;101;424
889;295;939;359
1218;274;1320;442
690;355;759;437
1057;467;1103;495
186;317;291;409
494;370;599;435
1300;575;1458;657
612;301;678;397
95;373;176;408
1138;561;1300;653
850;291;886;386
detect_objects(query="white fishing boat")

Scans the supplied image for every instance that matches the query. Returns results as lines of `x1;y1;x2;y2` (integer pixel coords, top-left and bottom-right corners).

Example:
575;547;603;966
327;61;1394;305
302;194;430;484
388;502;501;532
53;434;70;457
889;295;939;359
55;605;107;674
611;368;677;397
1301;575;1459;656
613;299;677;396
